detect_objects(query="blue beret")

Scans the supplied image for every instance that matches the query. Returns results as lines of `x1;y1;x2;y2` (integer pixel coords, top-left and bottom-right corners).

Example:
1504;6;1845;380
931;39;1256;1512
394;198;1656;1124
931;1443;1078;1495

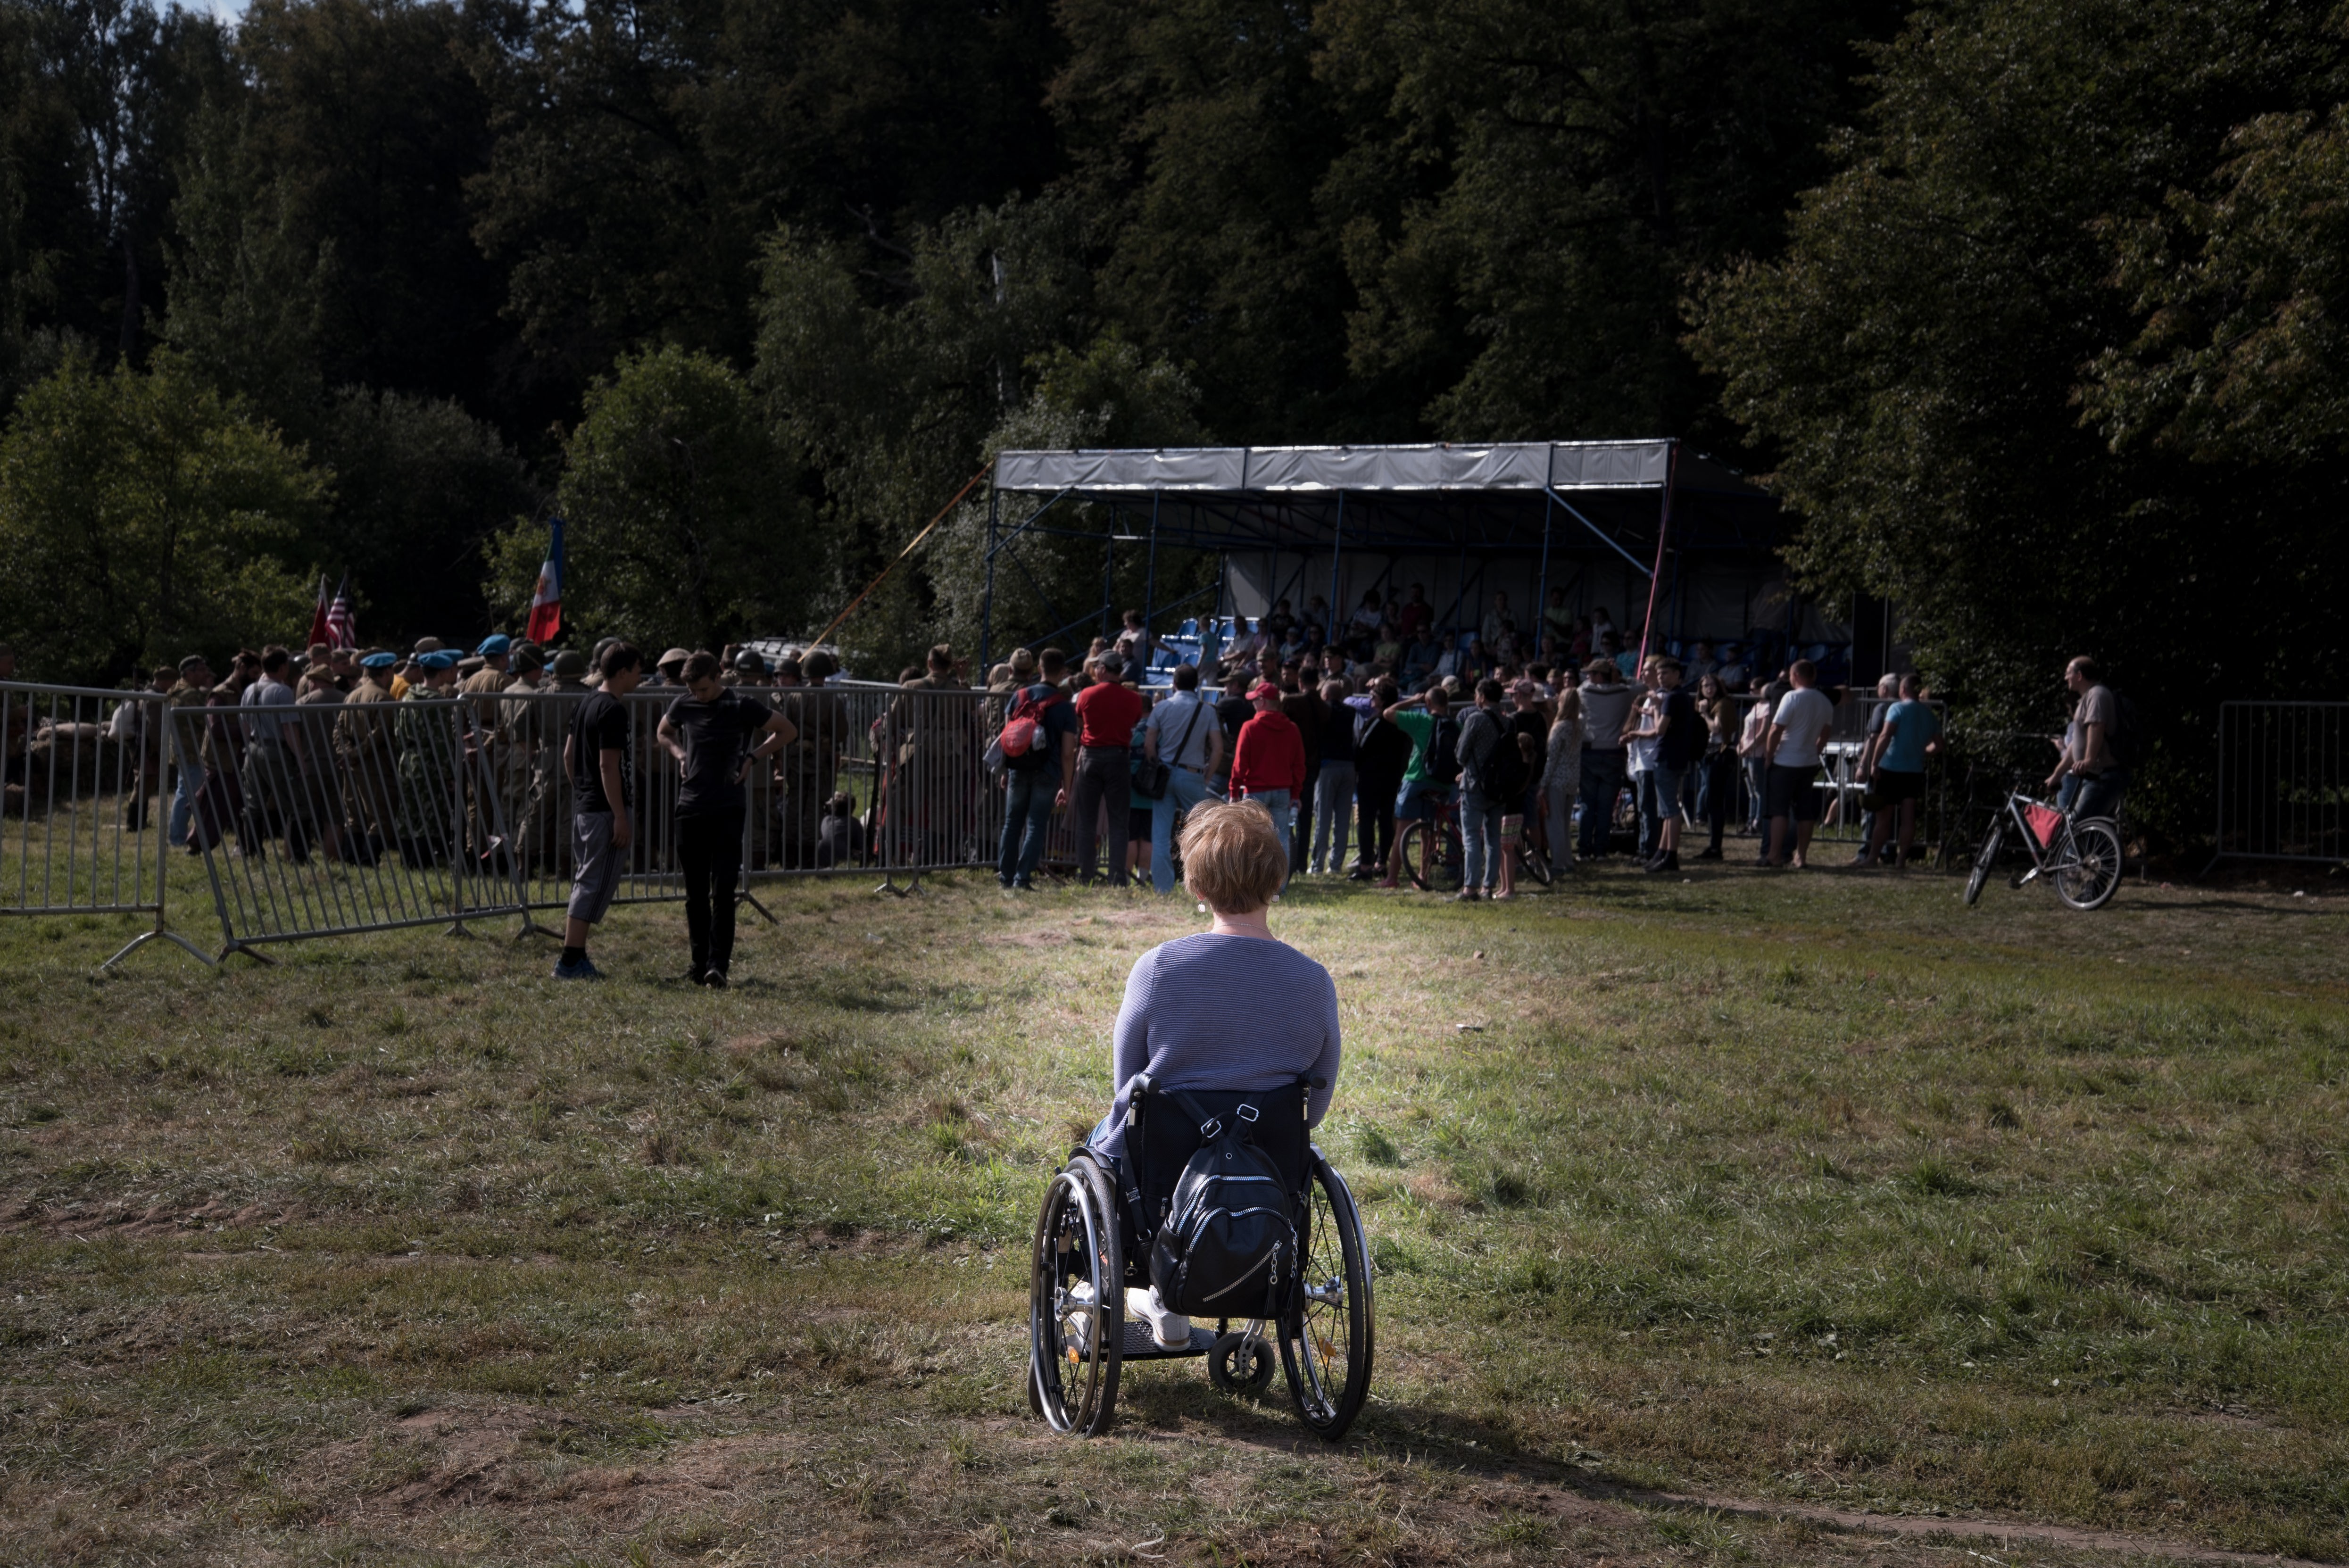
475;634;511;657
418;650;458;671
360;652;397;669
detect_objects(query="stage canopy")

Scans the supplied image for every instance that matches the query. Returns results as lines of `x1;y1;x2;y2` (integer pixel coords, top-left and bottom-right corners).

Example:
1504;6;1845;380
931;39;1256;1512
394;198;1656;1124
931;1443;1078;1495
981;439;1842;666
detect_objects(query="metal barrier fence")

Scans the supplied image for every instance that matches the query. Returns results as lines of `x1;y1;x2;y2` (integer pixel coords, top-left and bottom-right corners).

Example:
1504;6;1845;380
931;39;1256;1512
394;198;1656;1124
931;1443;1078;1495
0;682;209;968
2214;701;2347;865
160;681;1031;957
0;673;2008;966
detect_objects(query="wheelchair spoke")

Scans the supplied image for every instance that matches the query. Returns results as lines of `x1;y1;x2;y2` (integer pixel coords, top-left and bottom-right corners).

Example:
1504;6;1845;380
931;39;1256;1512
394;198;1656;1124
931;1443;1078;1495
1281;1153;1373;1439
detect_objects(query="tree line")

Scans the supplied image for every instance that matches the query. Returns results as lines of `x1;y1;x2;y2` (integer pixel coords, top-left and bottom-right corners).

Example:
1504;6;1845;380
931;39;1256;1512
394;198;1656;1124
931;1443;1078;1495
2;0;2343;838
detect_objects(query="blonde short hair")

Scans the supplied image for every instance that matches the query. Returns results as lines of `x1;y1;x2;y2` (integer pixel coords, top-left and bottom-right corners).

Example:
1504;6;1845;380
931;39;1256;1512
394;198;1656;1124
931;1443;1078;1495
1179;800;1288;914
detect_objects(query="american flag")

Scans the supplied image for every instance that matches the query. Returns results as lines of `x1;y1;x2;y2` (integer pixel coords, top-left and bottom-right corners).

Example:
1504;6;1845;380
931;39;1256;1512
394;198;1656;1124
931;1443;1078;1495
324;574;357;649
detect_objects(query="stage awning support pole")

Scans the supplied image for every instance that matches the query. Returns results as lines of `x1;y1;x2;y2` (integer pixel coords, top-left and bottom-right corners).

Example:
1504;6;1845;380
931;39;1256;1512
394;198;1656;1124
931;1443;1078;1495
1143;490;1161;655
1328;490;1346;642
1535;488;1555;656
1636;439;1680;670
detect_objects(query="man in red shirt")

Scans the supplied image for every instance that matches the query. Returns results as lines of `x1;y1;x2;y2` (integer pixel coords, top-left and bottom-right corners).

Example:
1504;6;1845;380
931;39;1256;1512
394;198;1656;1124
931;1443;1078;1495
1229;680;1305;892
1071;653;1147;884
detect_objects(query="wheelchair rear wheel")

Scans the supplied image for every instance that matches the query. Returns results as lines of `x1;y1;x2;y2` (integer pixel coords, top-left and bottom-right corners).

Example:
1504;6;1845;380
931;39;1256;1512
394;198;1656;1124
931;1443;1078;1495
1029;1155;1124;1435
1281;1151;1374;1439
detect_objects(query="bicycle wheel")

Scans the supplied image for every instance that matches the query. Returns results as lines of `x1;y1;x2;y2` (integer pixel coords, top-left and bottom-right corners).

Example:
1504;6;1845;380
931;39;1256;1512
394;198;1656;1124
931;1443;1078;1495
1398;820;1463;892
2053;817;2123;911
1281;1153;1373;1440
1516;841;1553;887
1964;821;2004;907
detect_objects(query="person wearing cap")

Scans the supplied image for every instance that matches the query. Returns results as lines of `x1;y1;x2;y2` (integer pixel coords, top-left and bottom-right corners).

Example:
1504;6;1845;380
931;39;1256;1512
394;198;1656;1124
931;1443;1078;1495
556;642;645;979
656;650;796;986
392;650;463;862
1227;679;1305;892
457;637;516;865
189;651;259;853
239;646;334;863
163;654;216;848
1068;651;1144;885
896;643;981;864
656;647;691;688
335;651;401;859
497;645;558;874
778;648;844;869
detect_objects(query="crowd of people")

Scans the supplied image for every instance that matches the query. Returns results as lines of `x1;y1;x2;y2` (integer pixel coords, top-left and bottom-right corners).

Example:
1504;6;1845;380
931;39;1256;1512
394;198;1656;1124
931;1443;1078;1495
980;607;2130;901
7;609;2134;977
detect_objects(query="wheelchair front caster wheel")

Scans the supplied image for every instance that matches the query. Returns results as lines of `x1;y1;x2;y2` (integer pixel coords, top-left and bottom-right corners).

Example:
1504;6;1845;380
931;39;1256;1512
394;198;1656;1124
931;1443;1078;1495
1208;1332;1276;1396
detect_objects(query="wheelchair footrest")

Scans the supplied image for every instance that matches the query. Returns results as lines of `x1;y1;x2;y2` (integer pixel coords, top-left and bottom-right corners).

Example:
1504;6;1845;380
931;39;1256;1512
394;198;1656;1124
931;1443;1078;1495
1119;1320;1217;1361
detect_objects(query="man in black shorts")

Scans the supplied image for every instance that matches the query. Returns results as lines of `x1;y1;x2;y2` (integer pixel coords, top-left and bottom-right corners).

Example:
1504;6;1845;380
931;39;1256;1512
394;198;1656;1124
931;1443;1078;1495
657;650;796;987
558;643;644;979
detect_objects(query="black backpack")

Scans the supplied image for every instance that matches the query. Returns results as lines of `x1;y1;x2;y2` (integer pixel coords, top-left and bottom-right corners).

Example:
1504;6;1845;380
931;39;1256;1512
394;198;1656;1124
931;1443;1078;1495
1147;1089;1298;1319
1422;713;1463;786
2105;687;2140;768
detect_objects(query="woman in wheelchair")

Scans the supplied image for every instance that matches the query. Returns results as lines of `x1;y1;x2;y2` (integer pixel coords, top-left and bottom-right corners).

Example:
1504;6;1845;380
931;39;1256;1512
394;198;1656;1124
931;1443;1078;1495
1030;800;1375;1438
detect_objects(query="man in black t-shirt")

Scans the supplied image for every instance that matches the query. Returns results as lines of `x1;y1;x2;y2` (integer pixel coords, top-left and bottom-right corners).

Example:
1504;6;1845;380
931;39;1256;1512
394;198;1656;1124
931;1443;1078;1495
657;651;796;987
557;643;644;979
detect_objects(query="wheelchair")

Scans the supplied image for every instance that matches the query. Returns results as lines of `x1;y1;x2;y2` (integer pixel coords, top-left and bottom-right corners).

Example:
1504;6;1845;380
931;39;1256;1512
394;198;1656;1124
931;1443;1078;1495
1028;1074;1374;1438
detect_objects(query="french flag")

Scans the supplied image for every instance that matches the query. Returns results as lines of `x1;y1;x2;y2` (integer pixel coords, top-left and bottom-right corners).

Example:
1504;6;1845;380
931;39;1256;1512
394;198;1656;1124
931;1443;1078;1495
525;517;564;644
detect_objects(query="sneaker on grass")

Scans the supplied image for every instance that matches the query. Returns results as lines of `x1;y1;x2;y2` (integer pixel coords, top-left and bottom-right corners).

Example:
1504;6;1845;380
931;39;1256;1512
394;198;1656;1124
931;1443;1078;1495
553;955;603;980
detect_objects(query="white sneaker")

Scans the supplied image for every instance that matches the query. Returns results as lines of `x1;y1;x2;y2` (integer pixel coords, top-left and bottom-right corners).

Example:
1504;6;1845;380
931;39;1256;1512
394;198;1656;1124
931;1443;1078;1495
1127;1286;1191;1349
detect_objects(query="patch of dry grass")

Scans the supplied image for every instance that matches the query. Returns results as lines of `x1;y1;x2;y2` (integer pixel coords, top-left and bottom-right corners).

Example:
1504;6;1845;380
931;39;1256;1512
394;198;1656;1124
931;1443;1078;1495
0;862;2344;1564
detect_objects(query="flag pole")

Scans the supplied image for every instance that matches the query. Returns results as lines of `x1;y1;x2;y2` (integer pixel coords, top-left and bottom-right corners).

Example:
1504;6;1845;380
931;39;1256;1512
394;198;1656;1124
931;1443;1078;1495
808;462;993;653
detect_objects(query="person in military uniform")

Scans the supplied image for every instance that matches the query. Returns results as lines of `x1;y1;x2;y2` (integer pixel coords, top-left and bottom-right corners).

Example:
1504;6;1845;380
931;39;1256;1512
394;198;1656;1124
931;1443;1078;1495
498;645;558;881
336;651;402;862
393;650;462;865
881;643;979;866
458;635;517;870
163;654;215;849
191;649;260;853
777;648;844;867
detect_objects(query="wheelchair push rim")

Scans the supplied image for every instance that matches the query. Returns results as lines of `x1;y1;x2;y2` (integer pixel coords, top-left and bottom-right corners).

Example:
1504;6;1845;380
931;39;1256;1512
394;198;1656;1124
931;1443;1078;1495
1029;1157;1123;1435
1280;1151;1374;1439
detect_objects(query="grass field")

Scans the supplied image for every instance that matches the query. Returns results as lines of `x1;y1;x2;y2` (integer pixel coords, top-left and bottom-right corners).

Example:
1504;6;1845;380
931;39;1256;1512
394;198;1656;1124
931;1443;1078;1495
1;855;2345;1566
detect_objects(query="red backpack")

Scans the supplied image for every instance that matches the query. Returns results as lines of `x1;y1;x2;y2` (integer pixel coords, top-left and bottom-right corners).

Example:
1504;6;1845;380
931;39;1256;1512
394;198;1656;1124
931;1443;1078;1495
994;685;1066;773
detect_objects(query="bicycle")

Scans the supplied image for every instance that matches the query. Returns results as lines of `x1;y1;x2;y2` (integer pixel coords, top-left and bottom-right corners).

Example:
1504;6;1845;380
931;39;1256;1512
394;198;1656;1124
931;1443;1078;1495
1396;793;1552;893
1963;783;2122;911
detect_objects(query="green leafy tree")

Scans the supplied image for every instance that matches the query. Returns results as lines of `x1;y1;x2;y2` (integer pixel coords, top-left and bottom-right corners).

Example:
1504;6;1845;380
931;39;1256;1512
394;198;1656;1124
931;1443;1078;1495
754;196;1096;670
1691;0;2349;842
482;345;803;652
467;0;1064;410
2083;106;2349;465
1321;0;1900;443
314;388;540;646
0;348;323;683
1050;0;1383;441
928;334;1211;665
